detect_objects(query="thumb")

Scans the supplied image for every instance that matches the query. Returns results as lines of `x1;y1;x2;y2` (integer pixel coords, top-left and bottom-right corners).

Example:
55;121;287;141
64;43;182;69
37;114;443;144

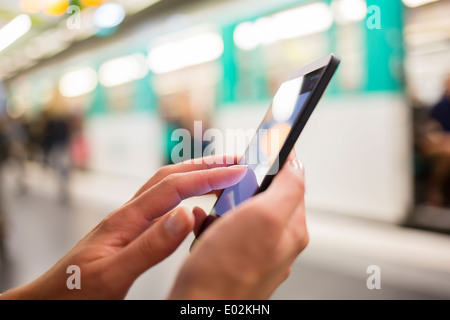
113;207;194;281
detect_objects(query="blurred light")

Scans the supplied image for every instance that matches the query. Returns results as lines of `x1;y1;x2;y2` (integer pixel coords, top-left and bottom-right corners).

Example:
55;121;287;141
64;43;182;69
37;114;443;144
254;17;278;45
59;67;98;98
0;15;32;53
234;2;333;51
273;3;333;39
99;53;148;87
42;0;69;17
6;96;28;119
82;0;104;6
405;30;449;47
233;22;258;51
94;3;126;29
147;32;224;74
402;0;439;8
20;0;41;14
234;17;279;50
331;0;367;25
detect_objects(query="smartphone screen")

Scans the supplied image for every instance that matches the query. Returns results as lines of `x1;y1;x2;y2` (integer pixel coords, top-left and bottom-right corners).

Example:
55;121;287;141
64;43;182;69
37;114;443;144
211;67;325;216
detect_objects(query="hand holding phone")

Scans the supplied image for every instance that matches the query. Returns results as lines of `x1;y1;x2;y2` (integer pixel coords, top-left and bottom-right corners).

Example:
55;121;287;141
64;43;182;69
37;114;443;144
192;54;340;245
169;151;308;299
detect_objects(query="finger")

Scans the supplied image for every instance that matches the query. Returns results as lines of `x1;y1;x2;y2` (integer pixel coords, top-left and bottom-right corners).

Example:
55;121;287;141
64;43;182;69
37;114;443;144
113;207;195;280
192;206;208;236
287;150;297;162
207;159;304;251
254;158;305;228
131;165;248;222
129;155;239;202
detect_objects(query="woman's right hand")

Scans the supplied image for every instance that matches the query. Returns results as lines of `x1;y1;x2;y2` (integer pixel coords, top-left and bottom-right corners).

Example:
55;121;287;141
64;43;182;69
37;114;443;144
168;155;309;300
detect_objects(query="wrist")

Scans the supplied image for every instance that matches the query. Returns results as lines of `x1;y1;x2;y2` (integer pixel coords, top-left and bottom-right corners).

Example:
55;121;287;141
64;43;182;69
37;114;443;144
0;280;40;300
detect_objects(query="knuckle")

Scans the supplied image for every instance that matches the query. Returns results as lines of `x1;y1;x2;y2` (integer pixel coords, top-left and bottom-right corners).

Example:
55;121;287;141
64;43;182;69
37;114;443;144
268;175;305;204
96;213;116;232
155;165;172;179
300;230;310;250
160;172;186;200
283;267;292;281
161;172;180;187
198;169;214;190
295;227;309;253
137;234;157;258
289;176;305;197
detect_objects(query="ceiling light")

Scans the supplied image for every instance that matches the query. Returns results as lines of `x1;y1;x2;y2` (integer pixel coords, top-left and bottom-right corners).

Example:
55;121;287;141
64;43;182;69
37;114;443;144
272;3;333;40
94;3;126;29
331;0;367;25
99;53;148;87
0;14;32;53
233;2;333;51
59;67;98;98
148;32;224;74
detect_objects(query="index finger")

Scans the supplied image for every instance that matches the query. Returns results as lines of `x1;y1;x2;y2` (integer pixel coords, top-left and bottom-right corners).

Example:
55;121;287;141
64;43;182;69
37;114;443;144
131;165;248;222
130;154;239;202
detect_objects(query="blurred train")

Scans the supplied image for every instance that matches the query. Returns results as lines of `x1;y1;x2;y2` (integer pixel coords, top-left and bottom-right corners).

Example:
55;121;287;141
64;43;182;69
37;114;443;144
2;0;450;228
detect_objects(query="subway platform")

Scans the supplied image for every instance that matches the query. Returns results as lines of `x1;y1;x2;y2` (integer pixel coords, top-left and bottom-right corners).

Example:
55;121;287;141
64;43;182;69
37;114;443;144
0;161;449;300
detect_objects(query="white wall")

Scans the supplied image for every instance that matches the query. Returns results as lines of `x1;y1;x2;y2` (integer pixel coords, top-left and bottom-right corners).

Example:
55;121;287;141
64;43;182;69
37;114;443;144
85;112;163;178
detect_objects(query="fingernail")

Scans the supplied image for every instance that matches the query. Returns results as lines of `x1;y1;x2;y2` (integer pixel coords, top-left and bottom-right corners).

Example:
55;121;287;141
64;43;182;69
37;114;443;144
165;210;186;237
229;165;248;171
288;159;304;176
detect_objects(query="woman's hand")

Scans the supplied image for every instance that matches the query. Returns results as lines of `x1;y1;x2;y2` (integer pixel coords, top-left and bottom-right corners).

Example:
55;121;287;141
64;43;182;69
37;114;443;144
168;155;308;300
1;155;247;300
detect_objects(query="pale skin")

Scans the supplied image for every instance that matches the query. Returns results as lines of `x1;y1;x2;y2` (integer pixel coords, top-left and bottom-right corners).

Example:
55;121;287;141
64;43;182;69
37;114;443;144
0;153;308;300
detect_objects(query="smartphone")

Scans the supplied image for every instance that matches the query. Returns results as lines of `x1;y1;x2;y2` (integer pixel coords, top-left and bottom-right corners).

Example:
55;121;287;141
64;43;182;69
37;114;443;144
192;54;340;247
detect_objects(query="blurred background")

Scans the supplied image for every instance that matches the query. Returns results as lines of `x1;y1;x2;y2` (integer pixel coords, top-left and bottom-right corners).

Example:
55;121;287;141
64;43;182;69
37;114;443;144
0;0;449;299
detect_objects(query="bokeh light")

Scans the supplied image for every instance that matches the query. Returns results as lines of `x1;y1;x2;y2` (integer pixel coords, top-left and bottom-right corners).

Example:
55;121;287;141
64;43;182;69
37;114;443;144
42;0;69;17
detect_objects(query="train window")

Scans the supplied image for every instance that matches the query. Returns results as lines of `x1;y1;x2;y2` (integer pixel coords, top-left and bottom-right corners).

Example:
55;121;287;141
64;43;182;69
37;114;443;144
152;63;220;164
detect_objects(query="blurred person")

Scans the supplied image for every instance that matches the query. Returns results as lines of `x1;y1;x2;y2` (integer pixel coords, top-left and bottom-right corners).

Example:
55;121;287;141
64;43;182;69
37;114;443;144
68;111;90;170
416;76;450;207
159;92;212;165
5;116;29;196
0;114;29;265
0;117;9;265
0;153;308;300
430;76;450;133
42;89;72;203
